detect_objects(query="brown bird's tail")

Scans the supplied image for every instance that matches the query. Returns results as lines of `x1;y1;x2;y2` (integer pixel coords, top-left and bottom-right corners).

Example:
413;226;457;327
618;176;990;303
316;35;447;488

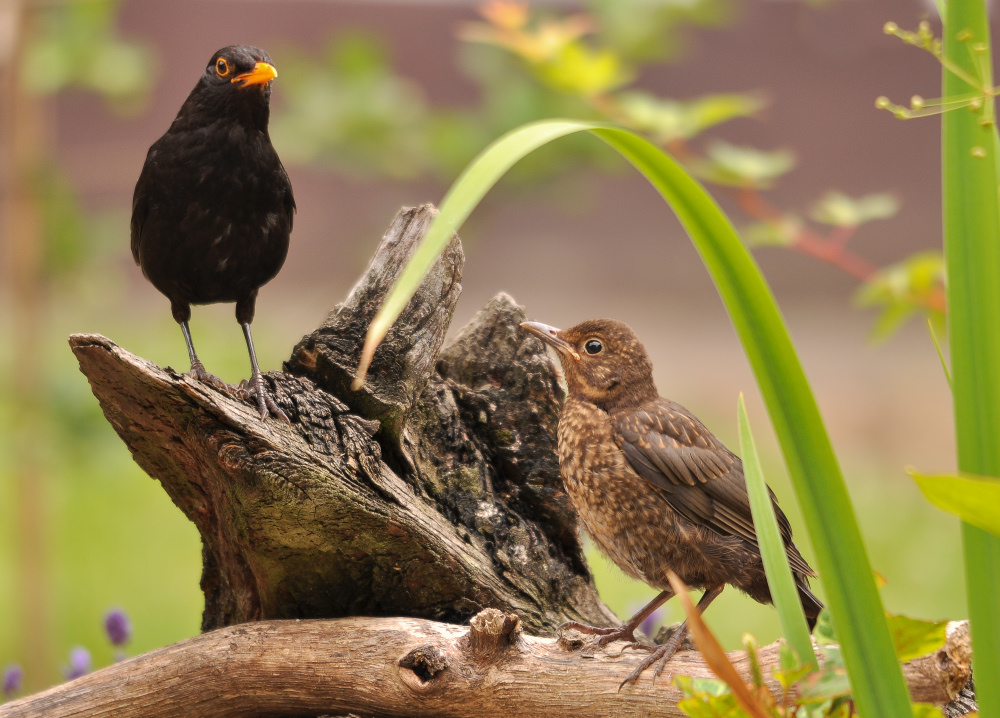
796;578;824;630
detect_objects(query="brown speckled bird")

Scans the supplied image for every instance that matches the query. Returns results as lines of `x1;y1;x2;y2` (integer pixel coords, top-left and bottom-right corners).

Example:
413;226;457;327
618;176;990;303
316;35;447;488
521;318;822;687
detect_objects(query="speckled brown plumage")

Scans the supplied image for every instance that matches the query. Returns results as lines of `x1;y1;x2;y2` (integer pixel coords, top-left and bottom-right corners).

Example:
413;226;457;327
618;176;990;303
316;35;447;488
521;318;822;687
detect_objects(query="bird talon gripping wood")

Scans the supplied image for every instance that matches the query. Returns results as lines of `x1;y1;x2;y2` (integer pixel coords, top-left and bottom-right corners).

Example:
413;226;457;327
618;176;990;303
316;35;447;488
521;319;822;686
131;46;295;421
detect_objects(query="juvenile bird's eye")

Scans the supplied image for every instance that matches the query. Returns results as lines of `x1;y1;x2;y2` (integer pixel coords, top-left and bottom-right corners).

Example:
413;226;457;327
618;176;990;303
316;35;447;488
584;339;604;355
216;58;230;76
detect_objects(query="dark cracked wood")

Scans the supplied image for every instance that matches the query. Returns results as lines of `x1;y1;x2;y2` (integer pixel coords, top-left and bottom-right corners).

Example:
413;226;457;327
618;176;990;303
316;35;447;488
70;204;616;634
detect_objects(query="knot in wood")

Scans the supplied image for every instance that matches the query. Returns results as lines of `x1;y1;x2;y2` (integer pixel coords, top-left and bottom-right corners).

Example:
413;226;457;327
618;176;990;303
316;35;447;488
468;608;522;660
937;621;973;700
397;644;449;694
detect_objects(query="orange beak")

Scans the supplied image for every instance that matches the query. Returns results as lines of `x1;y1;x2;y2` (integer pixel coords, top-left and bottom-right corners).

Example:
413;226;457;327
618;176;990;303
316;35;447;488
232;62;277;87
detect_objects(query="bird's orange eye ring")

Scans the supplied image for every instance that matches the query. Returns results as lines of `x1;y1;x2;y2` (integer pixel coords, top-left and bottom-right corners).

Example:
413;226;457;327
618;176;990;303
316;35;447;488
584;339;604;355
215;58;230;77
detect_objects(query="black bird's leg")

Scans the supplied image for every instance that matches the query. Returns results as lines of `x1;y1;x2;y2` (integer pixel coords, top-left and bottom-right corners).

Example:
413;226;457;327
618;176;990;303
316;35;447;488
619;585;724;690
173;303;227;390
233;292;287;421
239;320;289;422
240;322;288;422
560;588;675;648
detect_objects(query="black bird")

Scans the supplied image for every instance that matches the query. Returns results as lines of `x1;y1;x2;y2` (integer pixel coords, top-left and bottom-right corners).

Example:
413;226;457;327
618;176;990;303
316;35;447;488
521;318;822;686
131;45;295;420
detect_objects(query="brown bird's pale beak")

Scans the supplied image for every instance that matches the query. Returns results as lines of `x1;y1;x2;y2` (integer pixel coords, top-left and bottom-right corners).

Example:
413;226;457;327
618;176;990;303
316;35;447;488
520;321;580;360
232;62;277;87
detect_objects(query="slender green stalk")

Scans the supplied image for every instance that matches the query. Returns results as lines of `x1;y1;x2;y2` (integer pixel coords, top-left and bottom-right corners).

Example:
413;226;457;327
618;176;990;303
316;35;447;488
355;120;912;715
926;319;952;391
737;394;817;671
943;1;1000;707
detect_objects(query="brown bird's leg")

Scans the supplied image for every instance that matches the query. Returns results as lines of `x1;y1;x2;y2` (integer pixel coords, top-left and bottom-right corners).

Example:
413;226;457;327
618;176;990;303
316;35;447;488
235;293;289;422
173;302;227;390
561;588;675;648
619;585;724;690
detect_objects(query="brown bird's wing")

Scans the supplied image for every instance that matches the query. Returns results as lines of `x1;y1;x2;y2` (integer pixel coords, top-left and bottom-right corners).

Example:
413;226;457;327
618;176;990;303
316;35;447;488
612;398;814;577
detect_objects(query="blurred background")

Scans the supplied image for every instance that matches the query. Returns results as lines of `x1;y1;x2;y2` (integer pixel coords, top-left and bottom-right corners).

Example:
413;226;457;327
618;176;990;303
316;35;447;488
0;0;958;694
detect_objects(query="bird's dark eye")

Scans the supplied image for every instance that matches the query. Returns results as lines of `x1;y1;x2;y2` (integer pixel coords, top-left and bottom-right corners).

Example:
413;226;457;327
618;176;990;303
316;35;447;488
216;58;230;76
584;339;604;355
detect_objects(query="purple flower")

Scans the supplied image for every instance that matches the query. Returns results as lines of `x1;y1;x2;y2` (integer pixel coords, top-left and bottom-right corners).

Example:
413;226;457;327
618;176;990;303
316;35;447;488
104;609;131;648
63;647;91;681
639;605;663;638
2;664;23;700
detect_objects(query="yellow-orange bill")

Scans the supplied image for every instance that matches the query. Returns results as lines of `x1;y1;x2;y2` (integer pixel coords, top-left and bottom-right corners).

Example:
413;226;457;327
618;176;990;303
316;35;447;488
232;62;277;87
666;572;771;718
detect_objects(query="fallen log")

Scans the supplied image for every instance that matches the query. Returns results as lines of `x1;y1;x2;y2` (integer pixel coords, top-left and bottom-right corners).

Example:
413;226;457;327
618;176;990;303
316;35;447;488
0;613;973;718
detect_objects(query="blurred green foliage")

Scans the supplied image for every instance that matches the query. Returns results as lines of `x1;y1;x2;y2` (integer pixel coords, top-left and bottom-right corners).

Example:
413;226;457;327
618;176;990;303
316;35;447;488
855;252;946;340
22;0;154;109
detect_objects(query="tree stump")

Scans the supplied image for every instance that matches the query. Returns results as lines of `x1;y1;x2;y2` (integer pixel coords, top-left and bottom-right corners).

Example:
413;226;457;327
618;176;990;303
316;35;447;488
69;203;615;634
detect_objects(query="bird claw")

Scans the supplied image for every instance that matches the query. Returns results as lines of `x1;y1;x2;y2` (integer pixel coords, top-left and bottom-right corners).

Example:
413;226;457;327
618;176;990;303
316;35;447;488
186;361;230;392
558;621;637;647
619;641;655;654
617;630;685;691
238;373;290;423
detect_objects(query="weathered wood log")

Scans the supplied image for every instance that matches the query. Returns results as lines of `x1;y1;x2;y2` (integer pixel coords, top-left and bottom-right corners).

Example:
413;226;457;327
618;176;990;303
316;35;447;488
0;614;973;718
69;204;614;633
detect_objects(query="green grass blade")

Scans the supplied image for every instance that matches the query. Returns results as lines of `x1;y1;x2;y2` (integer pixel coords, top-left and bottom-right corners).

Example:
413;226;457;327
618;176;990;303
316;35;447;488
737;394;818;671
926;319;953;391
353;120;599;386
355;119;911;715
943;0;1000;712
911;470;1000;542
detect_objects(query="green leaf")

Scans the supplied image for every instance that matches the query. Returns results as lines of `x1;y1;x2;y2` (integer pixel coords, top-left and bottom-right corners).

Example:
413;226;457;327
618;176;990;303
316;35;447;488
911;704;946;718
812;608;837;646
943;1;1000;713
810;191;899;227
675;674;733;698
354;119;912;717
910;470;1000;538
616;91;765;144
676;695;745;718
798;663;852;702
886;613;948;663
742;217;802;248
738;395;818;670
696;141;795;188
854;251;945;341
537;42;633;97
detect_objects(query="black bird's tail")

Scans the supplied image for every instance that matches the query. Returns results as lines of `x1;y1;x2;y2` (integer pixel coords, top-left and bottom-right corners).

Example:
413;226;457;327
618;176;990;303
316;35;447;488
796;578;824;630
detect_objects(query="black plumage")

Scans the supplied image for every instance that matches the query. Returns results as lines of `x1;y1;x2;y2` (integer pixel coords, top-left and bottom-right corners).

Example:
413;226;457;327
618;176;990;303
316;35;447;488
521;318;822;687
131;45;295;419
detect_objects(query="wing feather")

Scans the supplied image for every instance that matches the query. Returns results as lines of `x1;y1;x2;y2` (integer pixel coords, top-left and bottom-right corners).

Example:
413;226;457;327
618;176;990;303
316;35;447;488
612;398;815;577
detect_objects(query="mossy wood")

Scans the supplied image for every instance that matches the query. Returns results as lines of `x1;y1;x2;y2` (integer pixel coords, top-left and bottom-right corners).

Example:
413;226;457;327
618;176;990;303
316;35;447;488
69;204;614;633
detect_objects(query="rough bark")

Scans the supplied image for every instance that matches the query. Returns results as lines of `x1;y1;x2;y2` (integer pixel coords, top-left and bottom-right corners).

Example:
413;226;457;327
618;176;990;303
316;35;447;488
70;203;614;634
0;615;973;718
